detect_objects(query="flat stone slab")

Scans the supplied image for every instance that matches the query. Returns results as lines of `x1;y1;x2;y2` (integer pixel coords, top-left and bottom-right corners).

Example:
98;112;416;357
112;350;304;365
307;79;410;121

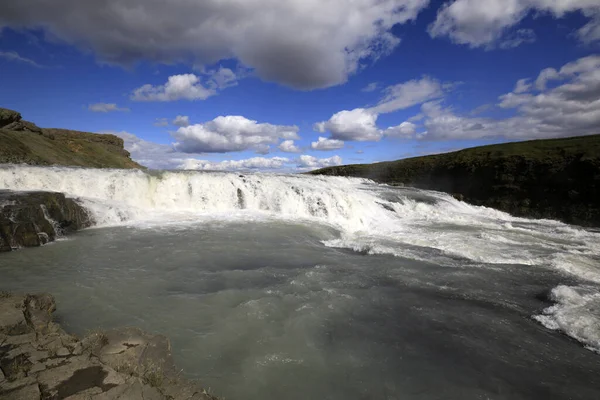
0;293;220;400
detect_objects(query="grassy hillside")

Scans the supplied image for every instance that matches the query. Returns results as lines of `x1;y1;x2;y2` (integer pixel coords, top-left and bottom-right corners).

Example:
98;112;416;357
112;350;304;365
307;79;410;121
311;135;600;227
0;107;142;169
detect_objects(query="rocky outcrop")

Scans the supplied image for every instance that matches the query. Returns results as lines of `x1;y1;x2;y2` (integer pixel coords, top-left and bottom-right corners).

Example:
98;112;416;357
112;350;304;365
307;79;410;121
0;292;219;400
0;107;143;169
0;191;93;252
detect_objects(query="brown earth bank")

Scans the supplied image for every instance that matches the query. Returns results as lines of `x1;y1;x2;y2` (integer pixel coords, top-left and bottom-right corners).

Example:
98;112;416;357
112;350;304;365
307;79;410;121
0;292;220;400
310;134;600;227
0;191;93;252
0;107;142;169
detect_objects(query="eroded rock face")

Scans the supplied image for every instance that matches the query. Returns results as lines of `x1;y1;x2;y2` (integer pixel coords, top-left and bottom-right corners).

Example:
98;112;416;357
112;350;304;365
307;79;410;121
0;191;94;252
0;108;21;128
0;292;219;400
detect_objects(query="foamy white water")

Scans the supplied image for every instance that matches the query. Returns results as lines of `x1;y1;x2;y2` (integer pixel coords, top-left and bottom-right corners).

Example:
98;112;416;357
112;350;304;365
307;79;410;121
2;164;600;365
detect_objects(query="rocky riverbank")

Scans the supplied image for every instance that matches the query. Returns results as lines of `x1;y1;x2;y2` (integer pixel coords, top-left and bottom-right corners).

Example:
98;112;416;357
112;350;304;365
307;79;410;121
0;191;93;252
0;292;219;400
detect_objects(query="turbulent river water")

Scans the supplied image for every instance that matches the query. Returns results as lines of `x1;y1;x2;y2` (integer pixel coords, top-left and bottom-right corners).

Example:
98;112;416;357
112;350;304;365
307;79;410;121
1;165;600;400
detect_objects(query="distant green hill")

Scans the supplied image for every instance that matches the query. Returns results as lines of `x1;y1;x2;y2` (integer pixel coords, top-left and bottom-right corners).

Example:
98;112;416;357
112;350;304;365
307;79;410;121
310;135;600;227
0;107;142;169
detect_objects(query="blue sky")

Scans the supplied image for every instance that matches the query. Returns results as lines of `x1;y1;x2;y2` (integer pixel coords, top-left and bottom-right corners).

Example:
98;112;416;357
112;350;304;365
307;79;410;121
1;0;599;171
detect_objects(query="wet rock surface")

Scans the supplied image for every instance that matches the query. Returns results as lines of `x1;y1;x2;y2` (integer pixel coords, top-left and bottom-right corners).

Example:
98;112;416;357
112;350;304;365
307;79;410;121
0;292;220;400
0;190;94;252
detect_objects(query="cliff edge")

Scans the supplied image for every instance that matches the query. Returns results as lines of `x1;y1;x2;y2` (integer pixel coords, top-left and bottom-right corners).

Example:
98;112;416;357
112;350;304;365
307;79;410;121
0;107;142;169
310;135;600;227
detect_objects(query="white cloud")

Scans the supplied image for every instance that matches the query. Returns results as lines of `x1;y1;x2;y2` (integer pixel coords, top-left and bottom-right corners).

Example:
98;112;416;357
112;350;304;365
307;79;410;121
314;108;382;141
416;55;600;140
131;74;216;102
370;76;445;114
577;12;600;44
173;115;299;153
1;0;430;89
153;118;169;127
498;28;536;49
0;51;43;68
535;67;560;90
384;121;417;137
88;103;129;113
314;76;449;142
204;67;238;89
297;155;343;169
109;131;186;169
513;78;532;94
429;0;600;48
362;82;380;92
278;140;301;153
180;154;342;171
111;130;342;171
180;156;290;171
172;115;190;127
311;136;345;150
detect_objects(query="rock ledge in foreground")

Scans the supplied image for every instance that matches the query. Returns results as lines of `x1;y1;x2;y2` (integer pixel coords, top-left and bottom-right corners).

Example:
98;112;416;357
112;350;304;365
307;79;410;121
0;292;220;400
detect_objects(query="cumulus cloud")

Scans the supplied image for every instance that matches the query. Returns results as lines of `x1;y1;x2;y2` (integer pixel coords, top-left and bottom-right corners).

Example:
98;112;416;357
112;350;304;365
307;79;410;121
180;156;290;171
204;67;238;89
0;50;43;68
314;76;448;142
173;115;299;153
111;130;342;171
172;115;190;127
370;76;445;114
428;0;600;48
278;140;301;153
88;103;129;113
513;78;532;94
311;137;345;150
535;67;561;90
415;55;600;140
297;155;343;169
384;121;417;137
132;74;216;102
108;131;186;169
180;155;343;171
0;0;430;89
315;108;382;141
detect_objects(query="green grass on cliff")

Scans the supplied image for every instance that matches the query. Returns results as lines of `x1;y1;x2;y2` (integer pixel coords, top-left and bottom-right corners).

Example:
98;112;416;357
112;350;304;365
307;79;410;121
0;128;142;169
311;135;600;226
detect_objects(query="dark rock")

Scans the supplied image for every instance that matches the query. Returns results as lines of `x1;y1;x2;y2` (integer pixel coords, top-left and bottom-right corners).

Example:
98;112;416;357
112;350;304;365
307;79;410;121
310;134;600;227
0;108;21;128
0;190;94;252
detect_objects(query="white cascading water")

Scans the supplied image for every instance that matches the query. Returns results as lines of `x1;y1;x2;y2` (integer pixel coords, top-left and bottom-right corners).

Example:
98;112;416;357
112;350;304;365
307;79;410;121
1;164;600;352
